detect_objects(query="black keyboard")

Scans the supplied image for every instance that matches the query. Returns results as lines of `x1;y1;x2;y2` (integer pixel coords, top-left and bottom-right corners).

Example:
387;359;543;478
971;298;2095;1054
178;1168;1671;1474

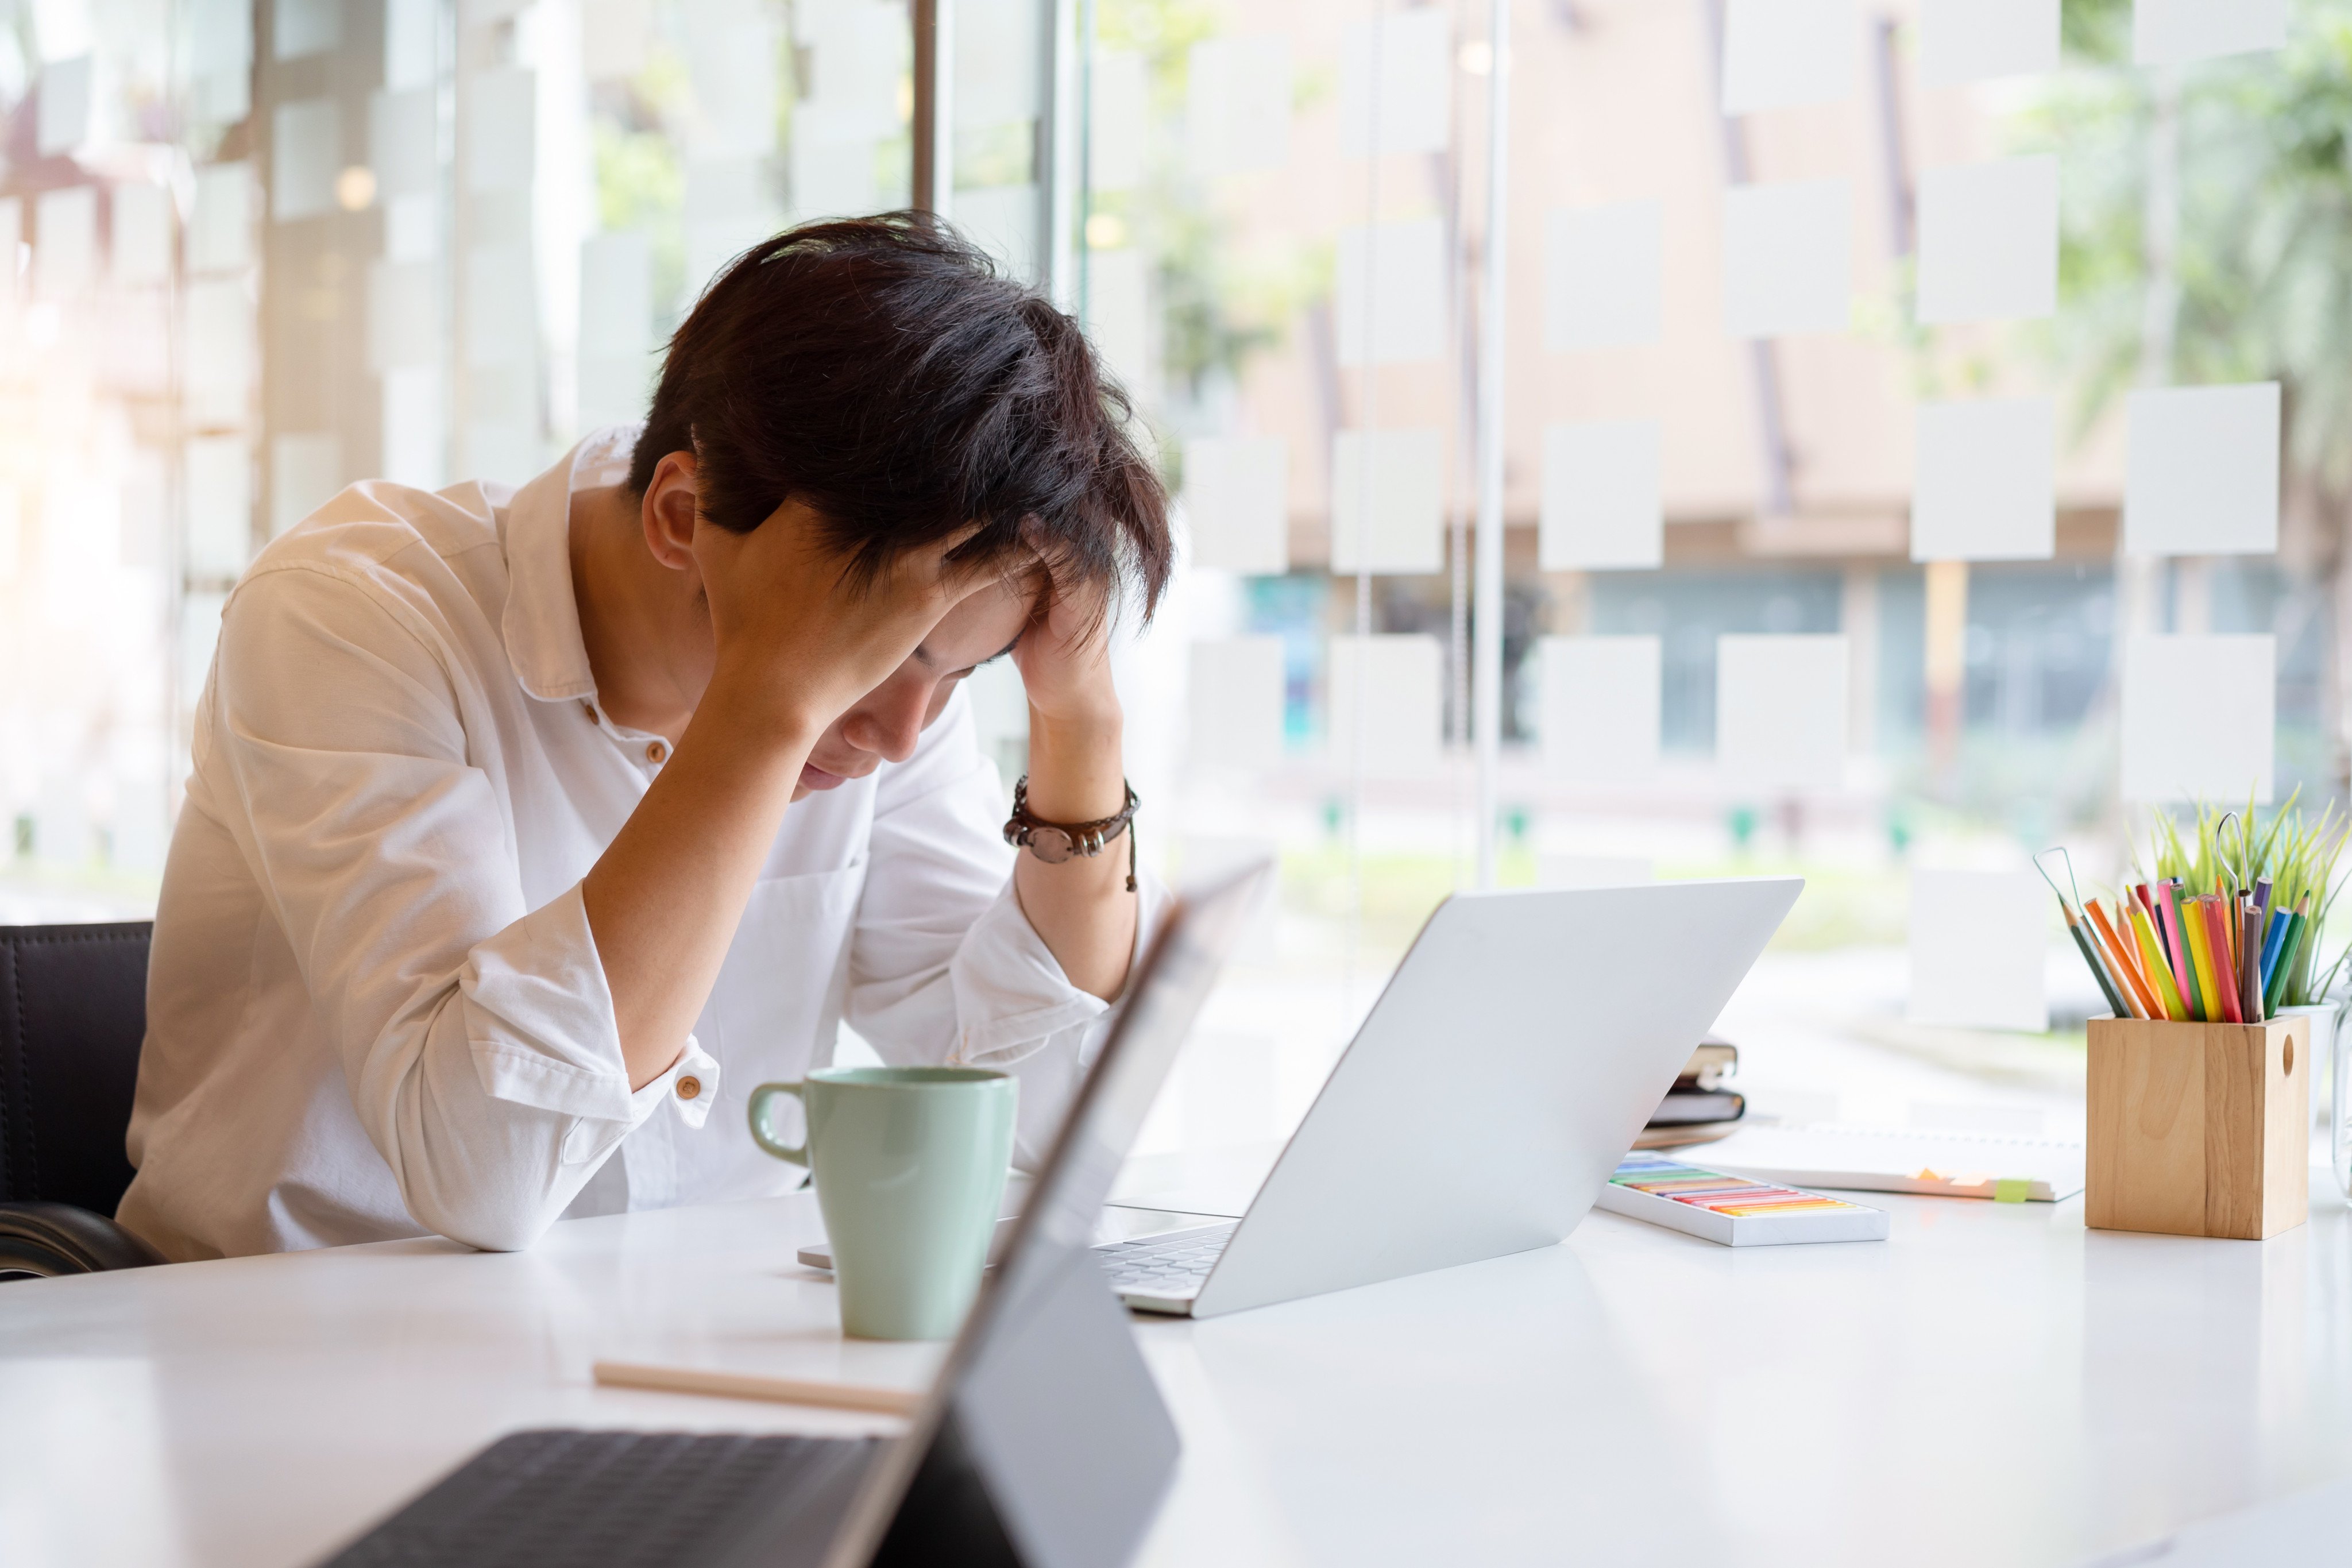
319;1428;882;1568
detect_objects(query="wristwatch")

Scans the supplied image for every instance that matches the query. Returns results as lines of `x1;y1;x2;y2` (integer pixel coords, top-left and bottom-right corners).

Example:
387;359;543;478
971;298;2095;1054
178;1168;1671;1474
1003;776;1140;893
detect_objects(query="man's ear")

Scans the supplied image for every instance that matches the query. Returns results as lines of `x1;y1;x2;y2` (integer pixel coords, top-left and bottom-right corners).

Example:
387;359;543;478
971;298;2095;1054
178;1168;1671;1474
640;451;700;570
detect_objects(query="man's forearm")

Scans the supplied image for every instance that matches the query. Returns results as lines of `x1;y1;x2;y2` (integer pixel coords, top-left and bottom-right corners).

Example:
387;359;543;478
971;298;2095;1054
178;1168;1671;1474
1013;710;1138;1002
583;672;819;1088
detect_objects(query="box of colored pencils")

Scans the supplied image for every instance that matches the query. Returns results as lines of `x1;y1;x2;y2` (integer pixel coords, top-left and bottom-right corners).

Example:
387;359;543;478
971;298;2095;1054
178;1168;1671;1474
2042;868;2315;1238
1598;1155;1890;1246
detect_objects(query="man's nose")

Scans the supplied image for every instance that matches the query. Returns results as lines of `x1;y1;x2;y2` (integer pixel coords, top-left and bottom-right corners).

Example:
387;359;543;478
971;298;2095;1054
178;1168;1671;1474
843;682;928;763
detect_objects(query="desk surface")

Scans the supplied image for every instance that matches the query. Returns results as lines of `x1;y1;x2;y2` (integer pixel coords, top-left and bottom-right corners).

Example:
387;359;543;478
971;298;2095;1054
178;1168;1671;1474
5;1179;2350;1568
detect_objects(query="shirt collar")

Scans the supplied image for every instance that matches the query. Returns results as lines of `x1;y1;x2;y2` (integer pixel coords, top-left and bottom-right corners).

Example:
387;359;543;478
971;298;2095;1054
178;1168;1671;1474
500;426;642;704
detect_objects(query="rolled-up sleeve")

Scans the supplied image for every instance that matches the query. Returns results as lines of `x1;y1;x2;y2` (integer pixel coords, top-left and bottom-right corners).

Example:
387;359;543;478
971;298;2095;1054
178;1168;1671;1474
845;689;1169;1165
212;563;705;1252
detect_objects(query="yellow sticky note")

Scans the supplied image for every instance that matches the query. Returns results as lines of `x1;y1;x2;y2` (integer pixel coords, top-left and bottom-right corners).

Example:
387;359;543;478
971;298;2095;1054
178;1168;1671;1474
1994;1177;2031;1204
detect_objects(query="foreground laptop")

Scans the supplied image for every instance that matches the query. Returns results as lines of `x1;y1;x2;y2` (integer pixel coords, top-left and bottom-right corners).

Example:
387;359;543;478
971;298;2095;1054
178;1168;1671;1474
809;878;1799;1319
316;862;1270;1568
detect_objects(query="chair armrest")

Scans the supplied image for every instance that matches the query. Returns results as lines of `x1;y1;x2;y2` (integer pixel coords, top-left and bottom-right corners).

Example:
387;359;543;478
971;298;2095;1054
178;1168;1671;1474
0;1201;169;1280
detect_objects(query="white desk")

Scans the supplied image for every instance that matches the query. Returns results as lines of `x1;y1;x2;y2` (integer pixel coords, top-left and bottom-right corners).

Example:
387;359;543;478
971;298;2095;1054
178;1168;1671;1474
5;1181;2350;1567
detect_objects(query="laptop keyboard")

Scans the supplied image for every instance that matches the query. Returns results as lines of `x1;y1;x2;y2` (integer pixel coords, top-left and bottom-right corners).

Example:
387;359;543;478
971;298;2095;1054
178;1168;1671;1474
318;1428;879;1568
1095;1222;1238;1296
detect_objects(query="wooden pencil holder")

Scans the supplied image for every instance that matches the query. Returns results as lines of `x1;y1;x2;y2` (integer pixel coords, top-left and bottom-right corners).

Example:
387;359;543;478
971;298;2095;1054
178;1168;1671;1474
2085;1014;2309;1240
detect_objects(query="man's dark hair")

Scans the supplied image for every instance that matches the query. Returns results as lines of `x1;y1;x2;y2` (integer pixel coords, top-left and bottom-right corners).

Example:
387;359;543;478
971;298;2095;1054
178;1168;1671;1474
628;213;1172;617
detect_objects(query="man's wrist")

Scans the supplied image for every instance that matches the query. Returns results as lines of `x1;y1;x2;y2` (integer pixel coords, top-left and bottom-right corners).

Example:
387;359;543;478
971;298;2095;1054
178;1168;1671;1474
1021;709;1125;822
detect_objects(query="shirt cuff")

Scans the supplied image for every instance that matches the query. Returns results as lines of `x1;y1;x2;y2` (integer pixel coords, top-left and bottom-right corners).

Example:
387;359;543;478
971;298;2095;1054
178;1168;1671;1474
946;870;1169;1065
461;880;719;1142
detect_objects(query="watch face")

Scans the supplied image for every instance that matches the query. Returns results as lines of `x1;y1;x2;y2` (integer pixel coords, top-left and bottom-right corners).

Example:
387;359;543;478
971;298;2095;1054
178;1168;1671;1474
1028;826;1078;863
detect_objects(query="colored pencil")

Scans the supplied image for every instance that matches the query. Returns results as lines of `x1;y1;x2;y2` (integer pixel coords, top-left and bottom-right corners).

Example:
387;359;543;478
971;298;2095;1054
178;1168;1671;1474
2200;898;2242;1024
2087;900;2158;1019
2265;899;2313;1016
2240;899;2264;1022
2161;882;2202;1020
2129;903;2189;1021
2259;906;2290;993
2173;902;2211;1025
2067;916;2132;1018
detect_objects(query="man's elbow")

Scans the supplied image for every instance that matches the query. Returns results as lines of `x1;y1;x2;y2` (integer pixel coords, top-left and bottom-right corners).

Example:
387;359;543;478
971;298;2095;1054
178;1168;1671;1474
404;1182;559;1254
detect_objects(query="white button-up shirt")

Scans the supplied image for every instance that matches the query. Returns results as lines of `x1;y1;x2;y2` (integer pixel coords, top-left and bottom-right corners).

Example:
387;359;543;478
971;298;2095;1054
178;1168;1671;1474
119;428;1163;1261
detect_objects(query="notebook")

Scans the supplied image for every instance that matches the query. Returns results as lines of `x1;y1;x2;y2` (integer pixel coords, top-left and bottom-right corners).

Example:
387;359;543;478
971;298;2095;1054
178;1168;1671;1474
1697;1122;2087;1202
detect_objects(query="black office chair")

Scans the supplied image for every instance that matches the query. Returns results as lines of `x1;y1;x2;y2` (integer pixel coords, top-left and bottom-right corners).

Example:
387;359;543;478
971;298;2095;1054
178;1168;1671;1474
0;922;168;1280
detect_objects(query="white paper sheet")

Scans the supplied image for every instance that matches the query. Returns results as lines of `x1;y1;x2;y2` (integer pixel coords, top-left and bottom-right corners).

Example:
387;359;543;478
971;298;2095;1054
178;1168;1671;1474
1090;49;1148;192
1720;0;1857;115
1183;435;1289;575
1188;637;1287;770
1540;420;1662;571
380;364;445;490
801;2;904;141
1910;396;2054;562
0;198;18;304
37;55;91;157
1336;218;1446;366
579;231;651;358
1722;180;1851;338
790;131;876;219
1918;0;2059;85
1084;246;1150;393
385;0;438;90
1716;634;1848;791
1327;635;1443;773
2123;382;2280;557
956;0;1044;126
368;258;438;371
684;154;780;292
184;435;253;579
184;279;256;425
34;186;96;302
581;0;653;82
272;98;342;221
2121;634;2275;803
110;183;171;289
1915;157;2057;324
464;244;536;369
371;86;438;199
190;163;252;274
274;0;341;60
1538;635;1661;786
1907;868;2050;1032
1330;428;1444;576
271;432;342;536
1339;10;1451;158
2134;0;2286;66
955;184;1039;283
683;0;779;156
1188;34;1291;177
464;71;536;194
1544;201;1662;352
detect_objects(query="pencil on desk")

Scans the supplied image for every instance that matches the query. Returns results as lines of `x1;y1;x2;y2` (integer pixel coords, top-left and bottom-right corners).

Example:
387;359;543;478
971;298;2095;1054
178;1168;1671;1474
592;1360;922;1416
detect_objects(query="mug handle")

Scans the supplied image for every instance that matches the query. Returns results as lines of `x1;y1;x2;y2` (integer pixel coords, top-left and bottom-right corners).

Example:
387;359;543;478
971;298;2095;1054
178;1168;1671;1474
747;1082;809;1166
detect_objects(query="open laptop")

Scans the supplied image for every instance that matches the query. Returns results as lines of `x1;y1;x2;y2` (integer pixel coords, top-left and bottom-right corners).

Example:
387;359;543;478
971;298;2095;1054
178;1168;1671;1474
808;878;1799;1319
315;862;1272;1568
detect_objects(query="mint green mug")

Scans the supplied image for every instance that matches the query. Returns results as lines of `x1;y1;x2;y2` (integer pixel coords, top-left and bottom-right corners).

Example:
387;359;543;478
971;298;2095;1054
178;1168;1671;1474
748;1066;1017;1341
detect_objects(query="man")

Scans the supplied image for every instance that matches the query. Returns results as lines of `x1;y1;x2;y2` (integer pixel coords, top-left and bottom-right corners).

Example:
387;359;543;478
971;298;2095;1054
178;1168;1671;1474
118;216;1173;1260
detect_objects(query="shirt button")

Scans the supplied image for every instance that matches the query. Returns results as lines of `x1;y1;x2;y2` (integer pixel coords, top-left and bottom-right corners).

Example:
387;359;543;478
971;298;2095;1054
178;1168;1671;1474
676;1075;701;1100
646;740;667;764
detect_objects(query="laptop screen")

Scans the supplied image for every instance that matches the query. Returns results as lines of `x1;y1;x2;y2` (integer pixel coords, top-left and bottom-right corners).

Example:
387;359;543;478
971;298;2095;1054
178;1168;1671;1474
835;861;1273;1568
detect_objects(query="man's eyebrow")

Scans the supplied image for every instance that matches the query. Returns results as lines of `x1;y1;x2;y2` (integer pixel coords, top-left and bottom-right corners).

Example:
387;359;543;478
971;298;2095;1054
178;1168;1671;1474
914;635;1022;674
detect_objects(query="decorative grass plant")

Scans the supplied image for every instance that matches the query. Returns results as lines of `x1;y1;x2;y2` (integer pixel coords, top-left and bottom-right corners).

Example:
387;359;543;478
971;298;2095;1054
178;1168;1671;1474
2133;791;2350;1010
